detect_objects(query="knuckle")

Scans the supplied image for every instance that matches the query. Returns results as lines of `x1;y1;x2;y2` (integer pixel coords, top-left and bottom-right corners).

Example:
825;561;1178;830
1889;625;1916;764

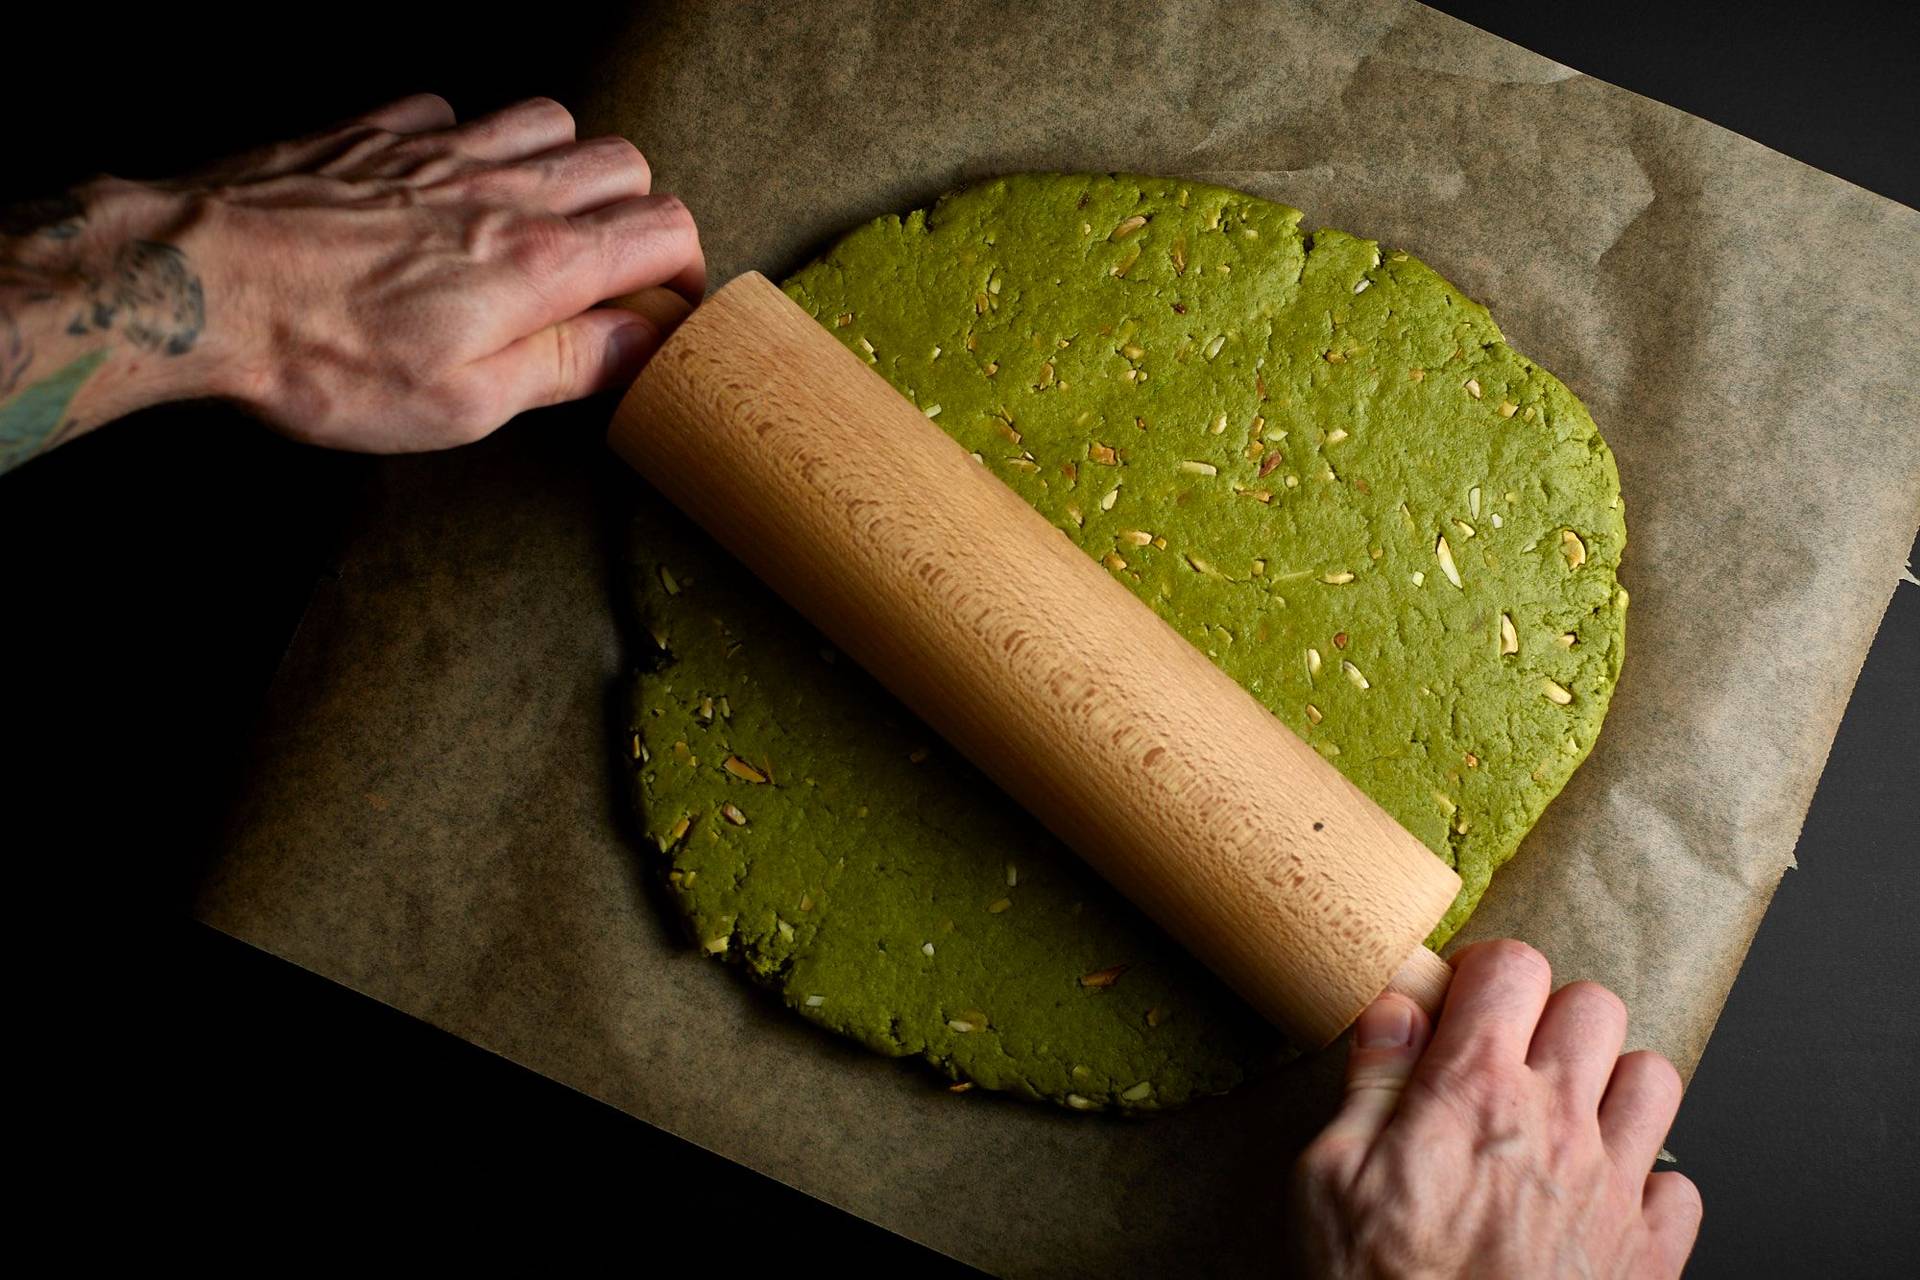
1297;1133;1363;1185
510;216;576;275
1415;1052;1516;1117
1626;1050;1683;1102
521;95;574;127
1662;1172;1704;1217
639;195;701;268
459;164;534;203
1473;938;1552;982
587;133;641;160
463;205;515;248
600;134;649;173
586;135;651;187
1658;1174;1704;1205
459;207;537;267
648;192;694;229
1545;1127;1607;1178
485;96;575;144
1565;979;1628;1023
410;91;455;120
1411;1056;1480;1110
1460;1035;1516;1077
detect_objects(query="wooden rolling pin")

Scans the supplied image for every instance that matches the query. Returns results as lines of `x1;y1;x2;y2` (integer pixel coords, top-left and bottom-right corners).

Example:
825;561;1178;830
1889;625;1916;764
607;272;1459;1049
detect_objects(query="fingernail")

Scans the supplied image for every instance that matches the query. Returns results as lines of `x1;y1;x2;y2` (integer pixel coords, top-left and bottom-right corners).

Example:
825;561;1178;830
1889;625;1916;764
1356;997;1415;1049
608;318;655;367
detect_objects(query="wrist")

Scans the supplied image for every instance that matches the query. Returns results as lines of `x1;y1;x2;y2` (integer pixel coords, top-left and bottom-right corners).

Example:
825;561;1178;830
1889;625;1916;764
61;176;225;415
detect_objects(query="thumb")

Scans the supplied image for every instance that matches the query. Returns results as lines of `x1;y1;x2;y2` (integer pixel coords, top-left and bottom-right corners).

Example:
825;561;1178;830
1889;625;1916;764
1318;993;1433;1152
476;299;686;419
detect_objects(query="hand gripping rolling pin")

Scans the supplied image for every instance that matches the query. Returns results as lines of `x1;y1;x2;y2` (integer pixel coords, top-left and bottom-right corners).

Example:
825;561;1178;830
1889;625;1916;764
608;273;1458;1050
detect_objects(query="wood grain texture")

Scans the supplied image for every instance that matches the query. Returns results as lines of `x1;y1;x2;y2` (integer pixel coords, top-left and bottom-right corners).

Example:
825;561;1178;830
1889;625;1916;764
607;271;1461;1047
1385;943;1454;1016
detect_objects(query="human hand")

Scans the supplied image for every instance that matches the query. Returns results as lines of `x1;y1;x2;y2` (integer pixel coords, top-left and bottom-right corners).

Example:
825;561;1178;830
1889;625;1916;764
1292;941;1702;1278
18;93;700;459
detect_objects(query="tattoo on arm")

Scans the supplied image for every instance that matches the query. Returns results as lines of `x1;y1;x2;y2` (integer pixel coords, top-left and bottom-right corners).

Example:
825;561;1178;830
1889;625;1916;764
1;301;30;398
0;194;205;475
69;240;205;355
0;346;107;471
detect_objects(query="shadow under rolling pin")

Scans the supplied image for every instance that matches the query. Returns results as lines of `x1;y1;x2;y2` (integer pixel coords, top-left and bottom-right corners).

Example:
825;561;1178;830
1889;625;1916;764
607;273;1458;1050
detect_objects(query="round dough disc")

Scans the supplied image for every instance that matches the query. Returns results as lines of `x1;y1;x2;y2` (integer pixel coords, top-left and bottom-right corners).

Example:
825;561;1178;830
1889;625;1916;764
624;174;1626;1110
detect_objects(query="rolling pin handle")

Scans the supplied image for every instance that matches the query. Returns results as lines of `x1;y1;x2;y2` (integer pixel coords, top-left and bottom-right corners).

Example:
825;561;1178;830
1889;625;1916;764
1383;945;1454;1020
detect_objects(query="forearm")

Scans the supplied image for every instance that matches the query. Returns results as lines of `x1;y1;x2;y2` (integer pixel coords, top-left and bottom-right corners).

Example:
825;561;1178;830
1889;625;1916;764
4;94;702;474
0;180;214;474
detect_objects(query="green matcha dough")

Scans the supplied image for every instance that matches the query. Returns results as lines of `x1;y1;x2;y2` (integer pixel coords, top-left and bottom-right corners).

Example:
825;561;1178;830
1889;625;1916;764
623;173;1626;1111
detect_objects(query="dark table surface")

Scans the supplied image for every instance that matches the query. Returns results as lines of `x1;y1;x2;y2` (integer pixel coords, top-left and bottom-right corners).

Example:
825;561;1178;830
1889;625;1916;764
6;3;1914;1273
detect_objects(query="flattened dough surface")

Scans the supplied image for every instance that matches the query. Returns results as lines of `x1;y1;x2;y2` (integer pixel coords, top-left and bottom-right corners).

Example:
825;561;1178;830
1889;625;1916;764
625;174;1626;1109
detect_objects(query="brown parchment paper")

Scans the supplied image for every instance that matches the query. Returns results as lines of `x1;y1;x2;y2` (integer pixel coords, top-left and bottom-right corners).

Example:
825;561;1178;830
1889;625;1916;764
197;2;1920;1274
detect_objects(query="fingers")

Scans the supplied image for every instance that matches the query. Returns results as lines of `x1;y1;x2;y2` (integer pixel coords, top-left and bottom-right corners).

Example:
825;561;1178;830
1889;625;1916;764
508;136;654;215
1417;939;1554;1077
606;286;696;335
574;194;707;303
459;193;702;348
304;95;459;173
468;299;689;424
1642;1171;1703;1277
185;94;458;185
197;95;585;192
1599;1049;1684;1173
1527;980;1630;1115
447;96;577;162
356;93;457;134
1310;994;1434;1166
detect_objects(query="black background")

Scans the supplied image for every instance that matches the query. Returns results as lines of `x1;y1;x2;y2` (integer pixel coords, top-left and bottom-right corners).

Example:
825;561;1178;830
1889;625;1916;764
4;3;1914;1273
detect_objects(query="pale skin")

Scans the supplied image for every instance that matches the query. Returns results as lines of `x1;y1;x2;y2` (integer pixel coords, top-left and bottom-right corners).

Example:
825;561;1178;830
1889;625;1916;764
1297;941;1702;1278
0;94;701;473
3;99;1700;1276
